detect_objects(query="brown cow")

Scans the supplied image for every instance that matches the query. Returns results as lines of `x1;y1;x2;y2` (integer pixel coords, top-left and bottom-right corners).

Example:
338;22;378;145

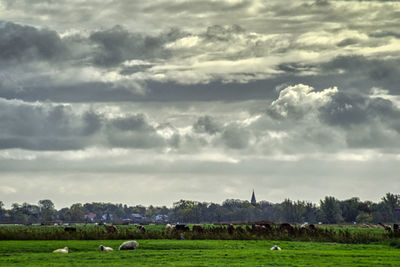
104;224;118;233
279;223;294;234
64;227;77;233
378;222;392;232
192;225;203;233
175;224;190;232
227;224;235;235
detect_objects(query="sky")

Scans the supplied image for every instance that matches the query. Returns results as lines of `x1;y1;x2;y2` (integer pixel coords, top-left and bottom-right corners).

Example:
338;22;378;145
1;0;400;208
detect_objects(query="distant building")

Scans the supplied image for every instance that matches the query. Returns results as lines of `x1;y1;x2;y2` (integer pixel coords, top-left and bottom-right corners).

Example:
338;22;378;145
84;213;97;222
101;213;113;221
131;213;145;223
155;214;169;222
251;189;257;205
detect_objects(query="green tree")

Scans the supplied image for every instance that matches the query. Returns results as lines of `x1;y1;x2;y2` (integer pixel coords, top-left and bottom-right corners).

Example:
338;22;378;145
356;212;373;224
38;199;55;221
67;203;85;221
320;196;343;224
380;193;400;222
10;203;28;223
340;197;360;222
0;201;4;218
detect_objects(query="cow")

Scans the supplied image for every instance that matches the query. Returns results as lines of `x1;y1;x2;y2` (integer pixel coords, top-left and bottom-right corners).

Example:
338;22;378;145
175;224;190;232
104;224;118;233
279;223;295;234
136;225;146;233
64;227;77;233
192;225;204;233
227;224;235;235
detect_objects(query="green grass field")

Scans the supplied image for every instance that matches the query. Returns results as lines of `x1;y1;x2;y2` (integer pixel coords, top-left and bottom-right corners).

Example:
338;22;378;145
1;240;400;266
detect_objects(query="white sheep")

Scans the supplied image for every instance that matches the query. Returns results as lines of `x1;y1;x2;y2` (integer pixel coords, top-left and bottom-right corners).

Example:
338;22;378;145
99;245;114;252
118;240;139;250
53;247;69;253
166;223;172;232
270;245;281;251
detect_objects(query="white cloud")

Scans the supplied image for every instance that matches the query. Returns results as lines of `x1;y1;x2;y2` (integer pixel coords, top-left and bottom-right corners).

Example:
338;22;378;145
270;84;338;118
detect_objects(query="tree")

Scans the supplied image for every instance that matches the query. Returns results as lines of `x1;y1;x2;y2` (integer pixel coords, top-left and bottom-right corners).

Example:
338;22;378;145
356;212;373;224
380;193;400;222
320;196;343;224
67;203;85;221
38;199;55;221
0;201;4;218
278;199;305;223
340;197;360;222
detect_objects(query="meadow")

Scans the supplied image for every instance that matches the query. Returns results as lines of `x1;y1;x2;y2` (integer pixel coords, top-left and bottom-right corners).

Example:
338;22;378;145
1;224;399;266
1;239;400;266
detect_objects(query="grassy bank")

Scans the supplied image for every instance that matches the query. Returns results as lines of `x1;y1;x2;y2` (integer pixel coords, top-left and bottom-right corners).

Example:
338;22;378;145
1;224;398;244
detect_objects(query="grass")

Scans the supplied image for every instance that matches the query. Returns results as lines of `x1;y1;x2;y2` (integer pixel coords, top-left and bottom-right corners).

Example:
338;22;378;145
0;240;400;266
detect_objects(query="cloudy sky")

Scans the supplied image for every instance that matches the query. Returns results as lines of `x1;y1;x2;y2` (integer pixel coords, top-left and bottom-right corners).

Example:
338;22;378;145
1;0;400;208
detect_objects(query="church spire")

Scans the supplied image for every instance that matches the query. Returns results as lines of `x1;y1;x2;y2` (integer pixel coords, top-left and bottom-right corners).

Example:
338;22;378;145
251;189;256;205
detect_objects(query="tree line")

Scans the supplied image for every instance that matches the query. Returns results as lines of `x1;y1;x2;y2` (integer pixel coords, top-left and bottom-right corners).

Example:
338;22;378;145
0;193;399;224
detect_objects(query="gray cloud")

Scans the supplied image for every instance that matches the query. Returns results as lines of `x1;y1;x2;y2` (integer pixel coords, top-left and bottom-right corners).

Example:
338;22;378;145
89;25;185;67
193;115;221;135
0;22;66;64
1;0;400;206
221;125;250;149
319;92;400;129
0;99;99;150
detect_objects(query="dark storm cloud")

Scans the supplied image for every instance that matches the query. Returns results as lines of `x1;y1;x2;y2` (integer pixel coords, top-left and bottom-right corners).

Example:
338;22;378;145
1;19;400;103
319;92;369;127
0;22;66;64
89;25;186;67
105;114;167;149
0;98;172;150
110;114;152;132
319;92;400;130
0;99;101;150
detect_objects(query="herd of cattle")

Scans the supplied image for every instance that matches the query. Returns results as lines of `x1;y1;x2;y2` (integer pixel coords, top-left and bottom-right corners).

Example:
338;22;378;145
57;221;400;236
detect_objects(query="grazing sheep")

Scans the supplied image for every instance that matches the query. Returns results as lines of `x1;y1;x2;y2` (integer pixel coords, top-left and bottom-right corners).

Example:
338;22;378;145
166;223;173;232
270;245;281;251
53;247;69;253
119;240;139;250
99;245;114;252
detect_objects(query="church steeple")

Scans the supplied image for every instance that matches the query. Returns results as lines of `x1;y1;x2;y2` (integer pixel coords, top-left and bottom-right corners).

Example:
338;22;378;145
251;189;256;205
